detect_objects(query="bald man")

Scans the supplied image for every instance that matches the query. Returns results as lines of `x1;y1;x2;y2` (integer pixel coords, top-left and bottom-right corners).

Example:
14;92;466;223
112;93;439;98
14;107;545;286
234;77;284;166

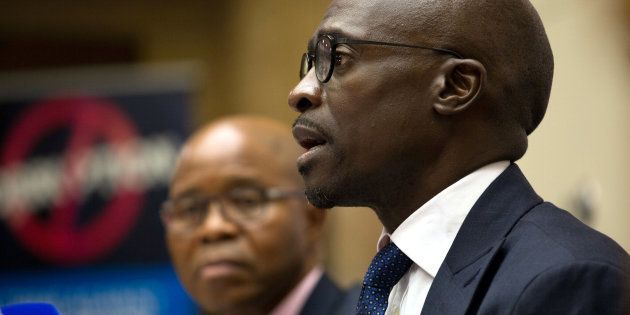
162;116;358;315
289;0;629;314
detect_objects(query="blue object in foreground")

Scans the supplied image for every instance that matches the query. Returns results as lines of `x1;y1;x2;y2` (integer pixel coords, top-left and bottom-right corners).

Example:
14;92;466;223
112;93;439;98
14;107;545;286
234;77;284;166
0;264;196;315
1;303;61;315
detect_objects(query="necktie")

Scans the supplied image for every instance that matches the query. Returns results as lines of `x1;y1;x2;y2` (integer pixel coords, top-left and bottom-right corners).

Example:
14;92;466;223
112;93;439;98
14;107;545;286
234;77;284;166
356;242;413;315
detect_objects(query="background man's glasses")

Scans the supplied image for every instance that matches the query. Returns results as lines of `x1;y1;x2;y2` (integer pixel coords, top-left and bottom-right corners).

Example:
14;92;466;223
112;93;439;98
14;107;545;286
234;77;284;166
161;186;305;230
300;34;464;83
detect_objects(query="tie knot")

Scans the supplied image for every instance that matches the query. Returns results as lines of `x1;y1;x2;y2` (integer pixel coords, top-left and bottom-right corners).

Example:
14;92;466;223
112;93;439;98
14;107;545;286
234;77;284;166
363;242;413;289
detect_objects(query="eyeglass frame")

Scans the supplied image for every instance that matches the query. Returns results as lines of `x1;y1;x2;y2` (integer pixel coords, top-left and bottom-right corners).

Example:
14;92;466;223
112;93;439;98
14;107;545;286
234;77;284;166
160;186;306;230
300;34;464;83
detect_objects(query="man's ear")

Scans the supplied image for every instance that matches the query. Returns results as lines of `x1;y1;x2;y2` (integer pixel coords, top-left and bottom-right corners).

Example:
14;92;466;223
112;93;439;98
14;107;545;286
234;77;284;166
432;58;486;115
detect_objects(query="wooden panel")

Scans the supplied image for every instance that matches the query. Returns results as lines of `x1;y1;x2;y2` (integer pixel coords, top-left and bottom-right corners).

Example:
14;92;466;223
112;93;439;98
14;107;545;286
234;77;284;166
0;36;137;71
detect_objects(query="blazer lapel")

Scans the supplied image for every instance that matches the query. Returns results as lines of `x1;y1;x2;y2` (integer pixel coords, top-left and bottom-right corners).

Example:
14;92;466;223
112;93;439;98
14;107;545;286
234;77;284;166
421;164;543;315
421;239;505;314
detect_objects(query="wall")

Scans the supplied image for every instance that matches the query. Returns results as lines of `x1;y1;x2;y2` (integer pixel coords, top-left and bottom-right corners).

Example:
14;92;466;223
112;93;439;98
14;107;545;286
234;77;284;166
524;0;630;251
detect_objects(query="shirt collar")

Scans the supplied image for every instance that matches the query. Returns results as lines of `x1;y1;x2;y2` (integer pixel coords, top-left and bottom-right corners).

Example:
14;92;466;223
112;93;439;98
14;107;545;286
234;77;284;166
378;161;510;277
270;265;324;315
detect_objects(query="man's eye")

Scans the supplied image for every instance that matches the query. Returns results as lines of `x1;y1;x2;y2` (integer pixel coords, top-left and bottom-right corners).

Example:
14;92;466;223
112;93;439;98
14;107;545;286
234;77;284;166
173;199;206;217
227;188;265;208
335;53;348;66
333;49;356;75
189;202;208;213
230;195;263;208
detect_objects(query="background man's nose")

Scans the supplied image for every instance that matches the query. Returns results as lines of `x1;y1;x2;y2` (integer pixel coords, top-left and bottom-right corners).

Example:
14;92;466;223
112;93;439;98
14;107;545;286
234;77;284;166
197;202;240;244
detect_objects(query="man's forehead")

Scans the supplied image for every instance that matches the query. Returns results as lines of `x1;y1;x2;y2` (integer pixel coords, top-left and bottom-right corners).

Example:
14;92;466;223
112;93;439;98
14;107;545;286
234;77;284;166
310;0;435;45
312;1;387;42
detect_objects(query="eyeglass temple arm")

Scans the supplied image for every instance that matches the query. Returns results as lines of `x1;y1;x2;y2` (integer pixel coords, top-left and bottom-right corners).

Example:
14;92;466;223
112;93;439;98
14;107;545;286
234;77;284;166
266;188;305;200
336;38;464;59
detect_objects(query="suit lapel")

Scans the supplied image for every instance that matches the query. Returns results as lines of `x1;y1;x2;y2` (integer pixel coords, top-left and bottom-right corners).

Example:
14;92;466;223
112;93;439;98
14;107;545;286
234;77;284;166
421;164;543;315
421;239;505;314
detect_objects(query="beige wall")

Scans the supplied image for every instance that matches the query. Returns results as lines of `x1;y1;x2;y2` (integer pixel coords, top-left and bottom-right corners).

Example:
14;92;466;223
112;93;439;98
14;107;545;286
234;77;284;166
1;0;628;288
524;0;630;251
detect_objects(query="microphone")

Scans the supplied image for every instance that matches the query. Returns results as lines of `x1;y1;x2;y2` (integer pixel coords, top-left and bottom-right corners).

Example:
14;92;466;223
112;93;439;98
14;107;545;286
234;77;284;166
1;303;61;315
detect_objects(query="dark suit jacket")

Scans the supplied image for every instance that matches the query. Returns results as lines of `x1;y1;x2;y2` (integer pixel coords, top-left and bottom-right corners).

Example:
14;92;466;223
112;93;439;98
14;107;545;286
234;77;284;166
300;273;360;315
421;164;629;314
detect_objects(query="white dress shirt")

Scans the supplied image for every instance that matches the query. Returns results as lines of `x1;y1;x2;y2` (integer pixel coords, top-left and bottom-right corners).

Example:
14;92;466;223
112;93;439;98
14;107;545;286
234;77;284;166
380;161;510;315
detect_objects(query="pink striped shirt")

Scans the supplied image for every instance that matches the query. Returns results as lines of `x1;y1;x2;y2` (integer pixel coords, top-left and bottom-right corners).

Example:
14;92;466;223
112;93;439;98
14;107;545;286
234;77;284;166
270;266;324;315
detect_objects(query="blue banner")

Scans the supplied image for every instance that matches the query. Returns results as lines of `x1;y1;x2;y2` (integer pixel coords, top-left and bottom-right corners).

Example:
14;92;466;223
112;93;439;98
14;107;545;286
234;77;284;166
0;63;199;314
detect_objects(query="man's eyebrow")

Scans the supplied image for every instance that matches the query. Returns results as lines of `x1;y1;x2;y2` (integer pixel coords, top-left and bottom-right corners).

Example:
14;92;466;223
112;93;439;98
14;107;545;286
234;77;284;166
307;38;317;51
307;30;351;50
173;189;201;200
172;177;263;199
222;177;263;190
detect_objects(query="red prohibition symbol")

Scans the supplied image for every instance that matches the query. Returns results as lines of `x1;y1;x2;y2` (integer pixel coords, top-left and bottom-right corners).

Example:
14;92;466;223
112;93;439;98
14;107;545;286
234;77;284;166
2;96;145;265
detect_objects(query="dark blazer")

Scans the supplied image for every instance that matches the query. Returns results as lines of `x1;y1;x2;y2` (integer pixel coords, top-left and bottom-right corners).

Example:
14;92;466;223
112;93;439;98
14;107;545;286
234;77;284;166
421;164;629;314
300;273;360;315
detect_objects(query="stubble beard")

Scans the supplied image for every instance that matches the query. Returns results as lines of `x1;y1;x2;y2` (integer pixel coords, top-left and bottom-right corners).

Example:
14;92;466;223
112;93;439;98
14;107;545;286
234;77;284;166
301;167;366;210
298;163;337;209
304;186;337;209
298;145;371;209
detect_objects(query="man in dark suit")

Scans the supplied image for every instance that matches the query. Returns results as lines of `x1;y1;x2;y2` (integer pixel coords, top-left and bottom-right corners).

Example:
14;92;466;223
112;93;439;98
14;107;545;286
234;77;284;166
288;0;629;314
163;116;358;315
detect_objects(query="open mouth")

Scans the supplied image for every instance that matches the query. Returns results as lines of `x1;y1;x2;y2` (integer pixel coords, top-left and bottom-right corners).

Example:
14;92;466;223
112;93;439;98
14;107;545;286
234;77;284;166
299;137;326;151
292;125;328;151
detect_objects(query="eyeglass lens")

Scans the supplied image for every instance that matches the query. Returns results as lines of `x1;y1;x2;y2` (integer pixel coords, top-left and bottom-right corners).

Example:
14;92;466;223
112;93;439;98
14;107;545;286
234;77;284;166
166;189;268;228
315;36;332;82
299;36;333;82
300;53;310;79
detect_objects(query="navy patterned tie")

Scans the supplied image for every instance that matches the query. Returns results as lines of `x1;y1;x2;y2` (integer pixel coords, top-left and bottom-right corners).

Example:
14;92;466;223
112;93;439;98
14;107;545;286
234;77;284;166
356;242;413;315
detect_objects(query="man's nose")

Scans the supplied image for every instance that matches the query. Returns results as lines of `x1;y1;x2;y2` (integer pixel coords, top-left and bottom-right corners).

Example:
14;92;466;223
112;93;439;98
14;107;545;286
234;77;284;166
288;70;322;113
197;202;239;243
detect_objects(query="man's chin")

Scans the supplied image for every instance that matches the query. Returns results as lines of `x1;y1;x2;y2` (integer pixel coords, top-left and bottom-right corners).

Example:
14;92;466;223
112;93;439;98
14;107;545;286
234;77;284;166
305;187;337;209
298;165;334;208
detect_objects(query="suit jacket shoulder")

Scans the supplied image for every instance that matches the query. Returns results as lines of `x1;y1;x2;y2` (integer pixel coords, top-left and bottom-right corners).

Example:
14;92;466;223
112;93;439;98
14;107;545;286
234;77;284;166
481;202;629;314
299;273;360;315
517;201;627;267
421;164;630;315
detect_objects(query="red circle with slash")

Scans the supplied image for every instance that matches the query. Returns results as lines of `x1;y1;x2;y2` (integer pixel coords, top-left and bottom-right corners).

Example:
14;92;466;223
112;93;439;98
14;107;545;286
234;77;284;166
2;96;145;265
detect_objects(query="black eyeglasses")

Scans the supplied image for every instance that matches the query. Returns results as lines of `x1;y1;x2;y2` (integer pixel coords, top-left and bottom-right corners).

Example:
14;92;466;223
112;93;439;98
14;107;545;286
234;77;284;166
161;186;305;231
300;34;463;83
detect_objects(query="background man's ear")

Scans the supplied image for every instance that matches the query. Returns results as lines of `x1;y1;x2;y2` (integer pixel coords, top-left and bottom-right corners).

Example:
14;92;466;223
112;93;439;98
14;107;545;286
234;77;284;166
432;58;486;115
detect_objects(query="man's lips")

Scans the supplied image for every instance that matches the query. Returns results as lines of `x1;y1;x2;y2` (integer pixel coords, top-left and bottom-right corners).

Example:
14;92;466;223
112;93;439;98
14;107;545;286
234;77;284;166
292;124;328;151
197;260;247;279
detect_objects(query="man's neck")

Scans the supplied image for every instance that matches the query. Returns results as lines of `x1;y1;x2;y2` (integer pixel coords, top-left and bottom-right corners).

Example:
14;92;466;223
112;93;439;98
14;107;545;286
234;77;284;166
373;159;508;232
